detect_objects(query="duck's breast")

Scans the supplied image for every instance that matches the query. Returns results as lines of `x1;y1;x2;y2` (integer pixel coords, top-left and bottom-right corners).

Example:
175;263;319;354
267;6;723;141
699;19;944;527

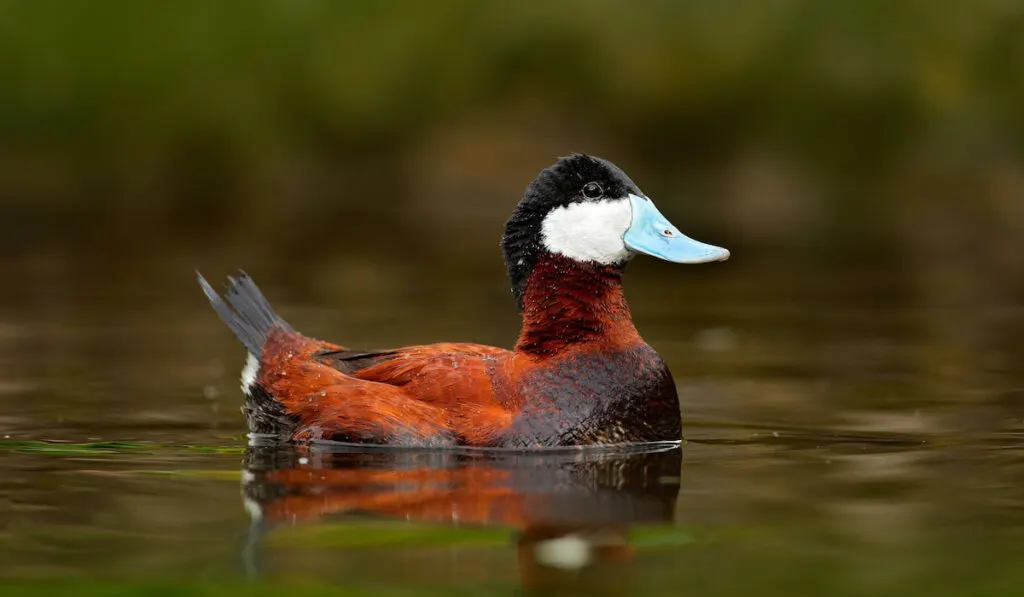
497;344;681;447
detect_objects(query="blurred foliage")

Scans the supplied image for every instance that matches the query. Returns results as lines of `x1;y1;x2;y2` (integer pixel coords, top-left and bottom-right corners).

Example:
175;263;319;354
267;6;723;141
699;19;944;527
1;0;1023;262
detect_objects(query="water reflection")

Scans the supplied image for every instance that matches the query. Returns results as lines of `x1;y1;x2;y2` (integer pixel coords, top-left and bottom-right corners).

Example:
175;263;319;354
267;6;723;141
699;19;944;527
241;443;682;593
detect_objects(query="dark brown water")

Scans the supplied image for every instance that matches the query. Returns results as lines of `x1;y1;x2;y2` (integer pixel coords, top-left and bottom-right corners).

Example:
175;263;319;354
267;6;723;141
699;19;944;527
1;249;1022;595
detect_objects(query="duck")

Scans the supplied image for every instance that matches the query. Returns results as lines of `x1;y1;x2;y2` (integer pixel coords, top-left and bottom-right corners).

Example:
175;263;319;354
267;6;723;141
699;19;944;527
197;153;729;448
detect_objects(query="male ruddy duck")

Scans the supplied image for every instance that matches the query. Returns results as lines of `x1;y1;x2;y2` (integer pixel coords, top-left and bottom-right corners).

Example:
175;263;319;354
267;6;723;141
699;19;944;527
198;154;728;448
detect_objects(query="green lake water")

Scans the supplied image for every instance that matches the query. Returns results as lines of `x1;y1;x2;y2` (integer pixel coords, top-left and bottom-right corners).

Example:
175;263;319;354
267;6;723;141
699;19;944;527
0;250;1022;596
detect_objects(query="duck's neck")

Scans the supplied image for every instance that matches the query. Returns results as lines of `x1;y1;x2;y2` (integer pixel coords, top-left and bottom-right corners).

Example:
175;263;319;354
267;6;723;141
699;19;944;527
514;253;642;357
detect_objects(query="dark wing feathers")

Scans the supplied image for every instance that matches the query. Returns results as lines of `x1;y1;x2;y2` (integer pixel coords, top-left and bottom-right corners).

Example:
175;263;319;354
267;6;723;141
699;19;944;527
315;348;401;375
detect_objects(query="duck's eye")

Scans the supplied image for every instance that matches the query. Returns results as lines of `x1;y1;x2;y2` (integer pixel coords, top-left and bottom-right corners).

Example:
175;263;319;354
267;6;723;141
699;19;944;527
582;182;603;199
661;229;675;237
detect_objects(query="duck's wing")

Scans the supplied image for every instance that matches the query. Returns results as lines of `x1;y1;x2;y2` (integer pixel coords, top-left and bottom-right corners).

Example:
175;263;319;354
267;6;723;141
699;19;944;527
257;331;513;446
314;347;402;374
330;343;517;445
315;343;509;377
249;329;452;445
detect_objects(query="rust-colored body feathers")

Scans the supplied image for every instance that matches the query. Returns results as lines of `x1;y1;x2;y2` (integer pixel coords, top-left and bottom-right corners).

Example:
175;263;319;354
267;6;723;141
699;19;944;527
200;154;729;448
234;256;678;447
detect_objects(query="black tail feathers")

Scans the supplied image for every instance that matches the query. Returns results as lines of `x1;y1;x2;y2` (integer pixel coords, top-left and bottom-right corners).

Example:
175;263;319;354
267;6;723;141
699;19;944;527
197;270;292;356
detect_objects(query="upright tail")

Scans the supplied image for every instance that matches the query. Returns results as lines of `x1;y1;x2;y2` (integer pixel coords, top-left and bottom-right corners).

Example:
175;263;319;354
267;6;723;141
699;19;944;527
196;270;292;357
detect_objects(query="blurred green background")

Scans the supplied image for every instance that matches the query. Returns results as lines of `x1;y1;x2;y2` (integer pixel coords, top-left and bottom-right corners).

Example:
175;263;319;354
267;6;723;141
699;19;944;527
3;0;1023;269
2;2;1024;592
2;0;1022;430
0;0;1022;425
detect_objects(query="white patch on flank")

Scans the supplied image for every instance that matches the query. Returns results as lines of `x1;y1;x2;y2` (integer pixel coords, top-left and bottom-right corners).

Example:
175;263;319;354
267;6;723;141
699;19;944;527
541;198;632;264
533;534;593;570
240;352;259;396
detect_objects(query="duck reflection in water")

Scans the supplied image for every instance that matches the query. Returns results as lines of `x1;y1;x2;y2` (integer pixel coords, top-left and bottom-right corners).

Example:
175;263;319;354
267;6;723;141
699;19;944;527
241;443;683;593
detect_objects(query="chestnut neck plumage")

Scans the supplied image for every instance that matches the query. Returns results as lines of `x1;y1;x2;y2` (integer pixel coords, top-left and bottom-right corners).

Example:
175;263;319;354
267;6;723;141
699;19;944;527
514;253;642;357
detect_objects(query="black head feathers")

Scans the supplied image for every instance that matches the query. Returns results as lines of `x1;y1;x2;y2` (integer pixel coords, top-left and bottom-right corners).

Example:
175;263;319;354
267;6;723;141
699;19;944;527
501;154;643;310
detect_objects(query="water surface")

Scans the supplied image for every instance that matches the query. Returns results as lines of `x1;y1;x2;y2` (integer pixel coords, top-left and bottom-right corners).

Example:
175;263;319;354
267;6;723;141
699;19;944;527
0;250;1022;595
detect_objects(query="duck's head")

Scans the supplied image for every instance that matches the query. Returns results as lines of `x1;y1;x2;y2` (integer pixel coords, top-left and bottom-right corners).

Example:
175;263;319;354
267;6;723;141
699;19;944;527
502;153;729;309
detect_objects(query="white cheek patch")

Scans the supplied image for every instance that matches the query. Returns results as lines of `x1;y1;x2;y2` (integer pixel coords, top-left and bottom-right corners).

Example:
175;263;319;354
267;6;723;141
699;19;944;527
541;199;632;264
240;352;259;396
